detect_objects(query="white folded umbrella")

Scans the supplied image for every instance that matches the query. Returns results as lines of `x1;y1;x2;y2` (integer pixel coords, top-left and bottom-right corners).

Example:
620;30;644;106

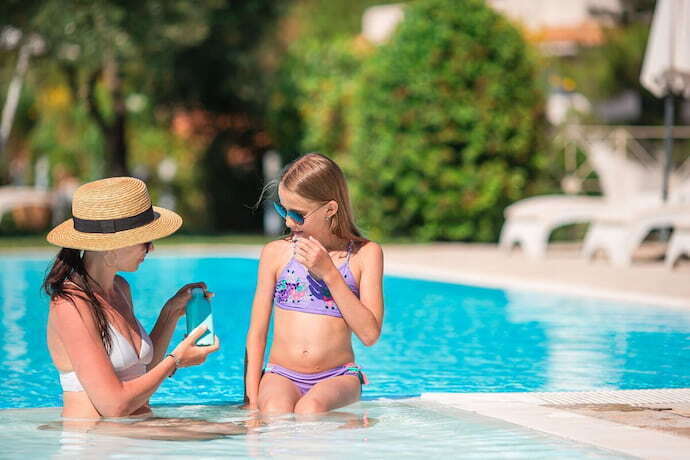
640;0;690;202
640;0;690;98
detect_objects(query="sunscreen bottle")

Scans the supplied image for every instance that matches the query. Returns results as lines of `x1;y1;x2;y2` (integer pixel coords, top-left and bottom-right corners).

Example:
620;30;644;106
185;287;214;346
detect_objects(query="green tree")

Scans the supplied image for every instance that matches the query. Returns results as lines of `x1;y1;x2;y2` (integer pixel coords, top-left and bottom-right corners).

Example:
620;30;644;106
1;0;285;177
349;0;547;241
2;0;287;232
2;0;216;175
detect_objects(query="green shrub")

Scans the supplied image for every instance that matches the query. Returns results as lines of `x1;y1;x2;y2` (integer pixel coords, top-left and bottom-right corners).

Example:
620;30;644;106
268;36;371;163
349;0;547;241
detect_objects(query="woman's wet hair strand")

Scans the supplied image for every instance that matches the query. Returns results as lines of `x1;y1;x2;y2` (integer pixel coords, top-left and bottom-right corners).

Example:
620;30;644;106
43;249;113;354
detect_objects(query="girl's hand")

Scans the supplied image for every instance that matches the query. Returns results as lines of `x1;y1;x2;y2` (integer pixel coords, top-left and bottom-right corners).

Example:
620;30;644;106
163;282;213;319
294;236;337;280
171;325;220;368
240;401;258;410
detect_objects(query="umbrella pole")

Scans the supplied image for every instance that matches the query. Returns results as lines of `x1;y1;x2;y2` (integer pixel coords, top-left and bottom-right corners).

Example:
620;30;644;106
662;93;674;202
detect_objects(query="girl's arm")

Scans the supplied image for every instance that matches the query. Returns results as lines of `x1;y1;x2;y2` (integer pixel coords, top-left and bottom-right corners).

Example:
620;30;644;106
244;242;281;409
144;280;212;367
51;297;217;417
296;238;384;346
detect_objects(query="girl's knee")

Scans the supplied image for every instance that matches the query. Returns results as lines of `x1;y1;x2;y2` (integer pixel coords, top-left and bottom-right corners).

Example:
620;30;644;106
258;397;296;414
294;398;327;415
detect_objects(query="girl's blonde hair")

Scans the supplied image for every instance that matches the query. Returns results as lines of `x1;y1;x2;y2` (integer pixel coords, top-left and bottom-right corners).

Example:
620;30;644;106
280;153;367;243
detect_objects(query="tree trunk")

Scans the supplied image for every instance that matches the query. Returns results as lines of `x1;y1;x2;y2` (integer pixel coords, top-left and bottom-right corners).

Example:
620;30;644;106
107;57;128;177
86;59;129;178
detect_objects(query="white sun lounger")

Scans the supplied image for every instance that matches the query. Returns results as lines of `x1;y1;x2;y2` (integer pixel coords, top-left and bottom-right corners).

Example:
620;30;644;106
582;178;690;268
499;195;609;258
665;214;690;268
0;186;53;224
499;140;662;258
582;204;690;267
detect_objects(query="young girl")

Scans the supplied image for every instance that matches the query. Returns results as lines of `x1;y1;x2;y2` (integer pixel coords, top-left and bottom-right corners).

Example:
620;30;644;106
245;153;384;414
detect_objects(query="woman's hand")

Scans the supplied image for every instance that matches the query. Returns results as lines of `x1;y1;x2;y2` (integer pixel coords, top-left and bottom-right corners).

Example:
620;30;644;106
163;282;213;319
294;236;337;280
171;325;220;368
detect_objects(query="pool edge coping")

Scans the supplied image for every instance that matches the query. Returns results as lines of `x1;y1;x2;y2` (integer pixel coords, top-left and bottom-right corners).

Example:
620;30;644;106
420;388;690;459
385;262;690;310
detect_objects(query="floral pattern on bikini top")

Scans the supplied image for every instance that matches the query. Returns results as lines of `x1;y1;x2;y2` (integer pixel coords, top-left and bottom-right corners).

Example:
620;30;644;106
274;252;359;318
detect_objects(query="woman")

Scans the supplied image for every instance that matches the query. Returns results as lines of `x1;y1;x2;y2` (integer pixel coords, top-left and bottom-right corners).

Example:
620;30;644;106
44;176;219;420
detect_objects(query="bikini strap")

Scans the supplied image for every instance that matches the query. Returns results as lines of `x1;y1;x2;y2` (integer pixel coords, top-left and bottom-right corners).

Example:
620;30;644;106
346;240;353;263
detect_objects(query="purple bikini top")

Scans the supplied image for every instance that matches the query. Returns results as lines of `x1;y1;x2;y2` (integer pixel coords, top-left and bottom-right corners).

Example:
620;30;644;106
274;241;359;318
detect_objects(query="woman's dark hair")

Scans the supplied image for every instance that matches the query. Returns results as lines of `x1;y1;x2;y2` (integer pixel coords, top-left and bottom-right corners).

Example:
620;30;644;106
43;248;112;353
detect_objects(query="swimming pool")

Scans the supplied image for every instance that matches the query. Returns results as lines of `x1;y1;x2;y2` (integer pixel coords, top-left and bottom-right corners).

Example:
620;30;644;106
1;253;688;457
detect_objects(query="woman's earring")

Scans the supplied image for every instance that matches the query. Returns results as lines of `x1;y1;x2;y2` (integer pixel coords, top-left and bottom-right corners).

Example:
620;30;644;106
104;251;117;267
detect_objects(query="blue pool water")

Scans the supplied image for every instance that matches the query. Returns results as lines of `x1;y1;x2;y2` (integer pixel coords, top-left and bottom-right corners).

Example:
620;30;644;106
5;253;684;457
1;254;690;410
0;401;626;459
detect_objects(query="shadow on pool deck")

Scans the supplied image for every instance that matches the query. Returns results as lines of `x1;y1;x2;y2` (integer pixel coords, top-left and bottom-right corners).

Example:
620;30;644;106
556;402;690;439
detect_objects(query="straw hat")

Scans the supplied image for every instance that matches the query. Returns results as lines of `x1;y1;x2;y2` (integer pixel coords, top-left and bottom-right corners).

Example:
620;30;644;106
47;177;182;251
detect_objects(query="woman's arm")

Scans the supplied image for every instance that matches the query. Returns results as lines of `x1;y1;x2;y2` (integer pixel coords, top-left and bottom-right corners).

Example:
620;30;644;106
244;241;281;409
296;238;384;346
51;297;217;417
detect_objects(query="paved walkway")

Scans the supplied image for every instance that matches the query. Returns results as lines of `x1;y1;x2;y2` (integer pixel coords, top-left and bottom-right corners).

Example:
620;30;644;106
383;242;690;309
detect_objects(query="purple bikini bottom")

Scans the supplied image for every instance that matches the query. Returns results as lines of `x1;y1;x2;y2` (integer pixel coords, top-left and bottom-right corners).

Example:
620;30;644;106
264;362;369;396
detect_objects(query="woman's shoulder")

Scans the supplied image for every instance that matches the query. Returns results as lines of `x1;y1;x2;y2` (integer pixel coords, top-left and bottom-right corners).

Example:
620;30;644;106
48;291;102;342
52;279;87;303
49;288;93;320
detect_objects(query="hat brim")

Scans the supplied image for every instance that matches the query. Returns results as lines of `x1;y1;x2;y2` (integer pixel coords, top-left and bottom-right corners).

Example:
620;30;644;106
46;206;182;251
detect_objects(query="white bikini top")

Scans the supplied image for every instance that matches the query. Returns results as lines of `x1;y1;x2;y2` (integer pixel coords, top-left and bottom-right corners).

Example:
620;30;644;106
59;317;153;392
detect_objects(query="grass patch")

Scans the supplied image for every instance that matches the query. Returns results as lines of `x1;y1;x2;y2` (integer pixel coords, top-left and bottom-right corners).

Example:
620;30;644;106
0;231;429;250
0;235;53;249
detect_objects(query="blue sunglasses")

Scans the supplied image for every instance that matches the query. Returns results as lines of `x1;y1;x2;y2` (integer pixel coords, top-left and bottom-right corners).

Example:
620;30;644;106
272;201;326;225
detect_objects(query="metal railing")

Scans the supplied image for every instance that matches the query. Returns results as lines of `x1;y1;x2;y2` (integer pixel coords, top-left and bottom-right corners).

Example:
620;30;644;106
553;124;690;195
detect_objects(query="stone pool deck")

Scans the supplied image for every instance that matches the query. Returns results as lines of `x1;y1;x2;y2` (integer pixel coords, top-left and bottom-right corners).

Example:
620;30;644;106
5;241;689;457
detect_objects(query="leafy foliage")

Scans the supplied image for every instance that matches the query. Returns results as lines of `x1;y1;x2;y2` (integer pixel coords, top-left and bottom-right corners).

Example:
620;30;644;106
1;0;285;231
348;0;547;241
551;22;666;125
268;37;372;163
267;0;384;164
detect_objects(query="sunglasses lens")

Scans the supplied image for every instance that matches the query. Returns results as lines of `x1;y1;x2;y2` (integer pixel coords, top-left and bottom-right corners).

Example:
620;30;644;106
273;202;305;224
287;211;305;225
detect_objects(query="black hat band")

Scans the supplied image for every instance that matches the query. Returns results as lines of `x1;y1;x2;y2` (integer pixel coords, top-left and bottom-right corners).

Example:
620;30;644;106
73;207;157;234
